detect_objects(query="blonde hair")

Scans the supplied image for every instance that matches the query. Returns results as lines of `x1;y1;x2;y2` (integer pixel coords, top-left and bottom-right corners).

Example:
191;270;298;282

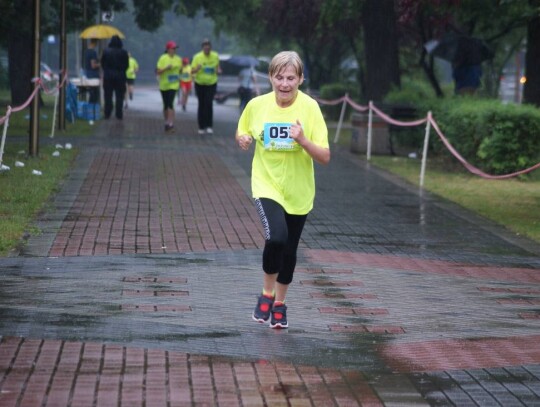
268;51;304;78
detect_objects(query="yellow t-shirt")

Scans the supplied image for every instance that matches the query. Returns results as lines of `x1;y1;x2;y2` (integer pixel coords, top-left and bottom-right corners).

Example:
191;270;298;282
126;57;138;80
191;51;219;85
180;65;192;84
237;91;329;215
156;54;182;91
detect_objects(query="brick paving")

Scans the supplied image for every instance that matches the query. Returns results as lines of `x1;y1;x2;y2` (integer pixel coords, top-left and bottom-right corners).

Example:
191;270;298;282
0;87;539;406
48;148;262;256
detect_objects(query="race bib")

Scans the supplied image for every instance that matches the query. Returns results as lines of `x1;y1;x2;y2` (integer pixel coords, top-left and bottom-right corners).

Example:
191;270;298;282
203;66;215;74
168;74;179;83
263;123;300;151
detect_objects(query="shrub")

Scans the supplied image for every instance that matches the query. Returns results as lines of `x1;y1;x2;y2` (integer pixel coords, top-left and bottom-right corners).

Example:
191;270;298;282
382;78;438;150
430;99;540;175
384;77;438;109
381;77;540;175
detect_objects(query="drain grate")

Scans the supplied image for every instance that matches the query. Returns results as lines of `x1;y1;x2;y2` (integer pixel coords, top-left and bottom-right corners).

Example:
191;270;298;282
121;304;191;312
122;289;189;297
123;276;188;284
329;324;405;334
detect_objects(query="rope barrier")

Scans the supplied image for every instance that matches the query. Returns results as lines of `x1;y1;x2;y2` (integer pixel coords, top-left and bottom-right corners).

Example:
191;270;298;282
370;103;427;127
315;96;347;106
0;71;68;168
313;93;540;184
428;115;540;180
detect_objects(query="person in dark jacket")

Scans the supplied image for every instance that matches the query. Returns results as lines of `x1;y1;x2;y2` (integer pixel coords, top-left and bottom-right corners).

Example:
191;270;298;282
84;38;101;104
101;35;129;119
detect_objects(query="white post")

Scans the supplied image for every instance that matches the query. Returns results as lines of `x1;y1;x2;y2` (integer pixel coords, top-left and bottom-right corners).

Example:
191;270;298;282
333;93;348;143
0;113;10;167
419;111;432;188
49;89;59;138
367;101;373;161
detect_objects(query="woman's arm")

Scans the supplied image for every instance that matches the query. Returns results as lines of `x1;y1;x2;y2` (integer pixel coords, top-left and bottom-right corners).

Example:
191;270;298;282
290;120;330;165
156;64;172;75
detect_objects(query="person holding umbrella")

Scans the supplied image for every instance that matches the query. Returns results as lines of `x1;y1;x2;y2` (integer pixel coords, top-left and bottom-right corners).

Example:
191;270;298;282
238;64;260;113
426;33;493;95
156;40;183;133
452;37;488;95
101;35;129;120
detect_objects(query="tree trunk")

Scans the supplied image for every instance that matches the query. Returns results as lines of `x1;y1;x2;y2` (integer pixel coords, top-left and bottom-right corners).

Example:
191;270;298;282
523;11;540;106
7;0;34;106
361;0;400;102
420;53;444;98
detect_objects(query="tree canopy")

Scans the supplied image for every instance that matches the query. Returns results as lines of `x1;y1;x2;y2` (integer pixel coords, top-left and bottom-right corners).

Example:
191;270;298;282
3;0;540;106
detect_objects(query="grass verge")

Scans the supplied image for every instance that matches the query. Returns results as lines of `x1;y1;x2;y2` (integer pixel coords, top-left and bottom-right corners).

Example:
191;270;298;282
0;142;77;256
0;88;85;256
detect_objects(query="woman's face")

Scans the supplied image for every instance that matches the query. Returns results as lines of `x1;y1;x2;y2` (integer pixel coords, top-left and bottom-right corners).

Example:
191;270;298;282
270;65;303;108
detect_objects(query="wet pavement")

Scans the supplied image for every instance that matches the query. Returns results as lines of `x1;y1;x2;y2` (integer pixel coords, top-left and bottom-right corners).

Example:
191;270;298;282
0;86;539;406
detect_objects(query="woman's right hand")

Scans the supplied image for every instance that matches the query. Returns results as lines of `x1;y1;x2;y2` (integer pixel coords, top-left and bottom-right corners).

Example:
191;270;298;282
237;135;252;150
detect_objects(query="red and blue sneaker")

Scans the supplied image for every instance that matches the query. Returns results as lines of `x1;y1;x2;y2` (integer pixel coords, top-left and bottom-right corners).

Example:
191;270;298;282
252;294;274;323
270;302;288;329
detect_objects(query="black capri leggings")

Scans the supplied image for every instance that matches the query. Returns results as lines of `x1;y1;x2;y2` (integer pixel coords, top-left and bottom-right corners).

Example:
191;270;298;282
255;198;308;285
160;89;176;110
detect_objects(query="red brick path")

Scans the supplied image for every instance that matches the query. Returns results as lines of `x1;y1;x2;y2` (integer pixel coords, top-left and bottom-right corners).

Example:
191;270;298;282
380;335;540;373
0;337;383;407
49;150;263;256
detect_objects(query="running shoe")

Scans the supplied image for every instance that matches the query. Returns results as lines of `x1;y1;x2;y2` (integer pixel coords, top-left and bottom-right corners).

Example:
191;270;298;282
252;294;274;323
198;129;205;135
206;128;213;134
270;302;288;329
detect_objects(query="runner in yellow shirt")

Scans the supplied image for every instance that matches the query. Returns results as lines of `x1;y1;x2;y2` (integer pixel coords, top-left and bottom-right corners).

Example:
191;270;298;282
236;51;330;329
156;40;182;133
191;38;221;134
178;57;192;112
124;52;139;109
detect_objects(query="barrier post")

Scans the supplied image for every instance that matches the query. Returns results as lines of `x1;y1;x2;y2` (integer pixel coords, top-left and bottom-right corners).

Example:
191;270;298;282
0;112;10;167
419;111;432;188
49;89;59;138
333;93;348;143
367;101;373;161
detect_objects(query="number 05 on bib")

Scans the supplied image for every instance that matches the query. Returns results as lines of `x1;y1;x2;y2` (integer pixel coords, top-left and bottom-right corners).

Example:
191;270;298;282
263;123;300;151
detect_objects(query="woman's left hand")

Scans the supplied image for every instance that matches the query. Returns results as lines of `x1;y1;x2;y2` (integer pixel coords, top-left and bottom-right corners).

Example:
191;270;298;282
290;119;305;143
290;119;331;165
